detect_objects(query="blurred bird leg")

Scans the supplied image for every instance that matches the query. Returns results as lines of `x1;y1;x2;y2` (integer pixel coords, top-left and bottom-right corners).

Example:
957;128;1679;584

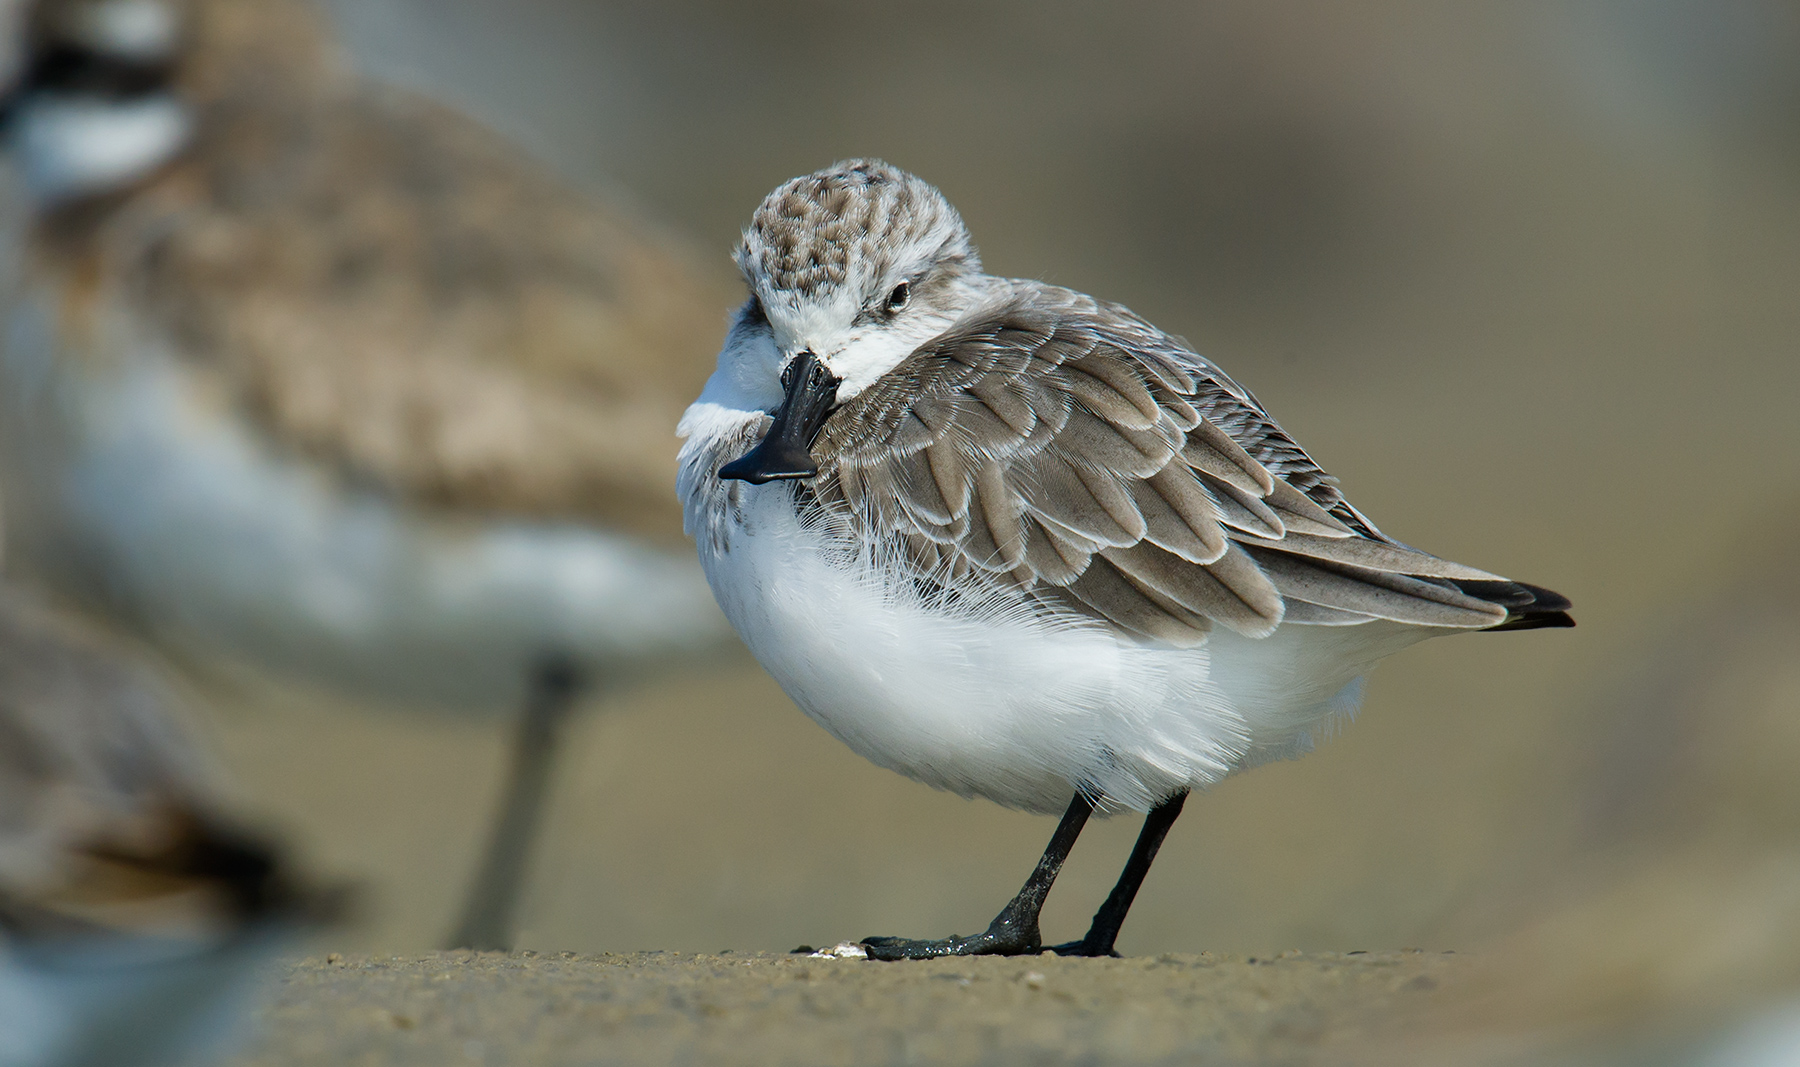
447;655;583;952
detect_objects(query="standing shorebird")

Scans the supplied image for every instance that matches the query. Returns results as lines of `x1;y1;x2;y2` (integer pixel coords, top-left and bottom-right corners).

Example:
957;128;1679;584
0;586;335;1067
679;160;1573;959
0;0;731;949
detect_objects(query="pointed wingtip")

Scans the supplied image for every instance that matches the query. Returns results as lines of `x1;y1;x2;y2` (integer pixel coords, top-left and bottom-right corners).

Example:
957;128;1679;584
1458;580;1574;632
1512;582;1573;614
1485;611;1575;632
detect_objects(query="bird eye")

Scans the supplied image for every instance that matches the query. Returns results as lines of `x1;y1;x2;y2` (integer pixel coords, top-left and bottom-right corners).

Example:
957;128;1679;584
885;282;911;313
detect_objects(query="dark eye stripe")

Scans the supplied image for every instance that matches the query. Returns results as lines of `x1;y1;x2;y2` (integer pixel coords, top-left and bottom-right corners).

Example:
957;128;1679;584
21;46;173;100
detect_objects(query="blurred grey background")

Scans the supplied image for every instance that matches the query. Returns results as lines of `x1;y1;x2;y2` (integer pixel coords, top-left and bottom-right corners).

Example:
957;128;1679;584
147;0;1800;1003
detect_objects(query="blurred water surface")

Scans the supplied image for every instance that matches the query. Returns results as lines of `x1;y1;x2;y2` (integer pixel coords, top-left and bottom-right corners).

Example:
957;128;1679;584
165;0;1800;1049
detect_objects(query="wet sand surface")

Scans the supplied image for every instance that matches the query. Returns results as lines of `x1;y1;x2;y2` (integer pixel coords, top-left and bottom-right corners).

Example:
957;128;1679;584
230;949;1461;1067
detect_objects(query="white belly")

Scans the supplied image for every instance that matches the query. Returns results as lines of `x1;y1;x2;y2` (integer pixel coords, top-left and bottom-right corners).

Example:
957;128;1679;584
695;478;1434;814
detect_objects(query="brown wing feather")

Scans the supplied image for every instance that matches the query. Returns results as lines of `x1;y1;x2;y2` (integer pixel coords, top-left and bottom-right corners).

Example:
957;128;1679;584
811;283;1529;643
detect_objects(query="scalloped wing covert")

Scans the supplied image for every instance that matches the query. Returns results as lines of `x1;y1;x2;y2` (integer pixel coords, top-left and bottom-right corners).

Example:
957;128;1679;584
809;283;1515;646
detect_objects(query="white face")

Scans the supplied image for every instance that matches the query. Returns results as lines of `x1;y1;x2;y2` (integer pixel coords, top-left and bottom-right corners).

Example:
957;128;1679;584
698;241;988;418
2;0;190;204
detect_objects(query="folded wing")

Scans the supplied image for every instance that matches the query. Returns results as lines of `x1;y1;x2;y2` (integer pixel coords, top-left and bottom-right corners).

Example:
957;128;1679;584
811;284;1570;645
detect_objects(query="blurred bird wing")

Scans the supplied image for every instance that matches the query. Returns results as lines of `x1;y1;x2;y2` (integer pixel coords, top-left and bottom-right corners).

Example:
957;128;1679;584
0;593;322;942
0;593;211;815
811;283;1518;645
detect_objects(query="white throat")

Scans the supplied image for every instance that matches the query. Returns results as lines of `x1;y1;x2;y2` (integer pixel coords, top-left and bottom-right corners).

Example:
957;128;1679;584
7;93;192;202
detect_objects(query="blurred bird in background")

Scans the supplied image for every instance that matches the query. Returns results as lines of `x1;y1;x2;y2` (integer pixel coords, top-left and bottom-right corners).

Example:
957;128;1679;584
0;582;334;1067
0;0;733;950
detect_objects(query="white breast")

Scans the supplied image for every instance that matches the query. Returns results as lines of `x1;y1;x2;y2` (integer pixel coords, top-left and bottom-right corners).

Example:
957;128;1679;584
679;406;1442;813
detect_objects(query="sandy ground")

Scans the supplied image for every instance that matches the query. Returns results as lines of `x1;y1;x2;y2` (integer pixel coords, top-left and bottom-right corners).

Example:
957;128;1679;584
228;949;1463;1067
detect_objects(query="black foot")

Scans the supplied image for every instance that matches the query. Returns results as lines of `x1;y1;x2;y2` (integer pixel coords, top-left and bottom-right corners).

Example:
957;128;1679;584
1048;938;1120;958
860;927;1041;960
857;795;1095;962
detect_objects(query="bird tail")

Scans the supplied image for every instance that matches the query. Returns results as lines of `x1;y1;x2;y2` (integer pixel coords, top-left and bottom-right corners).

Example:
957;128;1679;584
1448;580;1575;631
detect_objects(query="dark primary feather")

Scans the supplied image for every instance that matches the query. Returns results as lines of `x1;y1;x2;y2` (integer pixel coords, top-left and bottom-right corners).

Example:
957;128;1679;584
1455;581;1576;631
810;282;1570;644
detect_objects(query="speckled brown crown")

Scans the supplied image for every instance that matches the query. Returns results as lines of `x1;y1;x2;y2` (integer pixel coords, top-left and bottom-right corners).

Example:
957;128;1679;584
735;159;976;297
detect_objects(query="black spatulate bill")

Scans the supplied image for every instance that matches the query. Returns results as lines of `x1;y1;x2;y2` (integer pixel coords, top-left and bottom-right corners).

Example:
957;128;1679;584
718;351;841;484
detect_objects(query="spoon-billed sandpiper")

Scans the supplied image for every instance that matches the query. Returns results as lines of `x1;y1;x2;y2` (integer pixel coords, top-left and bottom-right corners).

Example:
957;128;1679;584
678;159;1571;959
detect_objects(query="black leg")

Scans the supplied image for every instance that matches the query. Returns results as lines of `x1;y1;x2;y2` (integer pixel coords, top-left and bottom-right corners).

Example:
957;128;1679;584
446;655;583;951
1051;790;1188;957
860;793;1094;960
